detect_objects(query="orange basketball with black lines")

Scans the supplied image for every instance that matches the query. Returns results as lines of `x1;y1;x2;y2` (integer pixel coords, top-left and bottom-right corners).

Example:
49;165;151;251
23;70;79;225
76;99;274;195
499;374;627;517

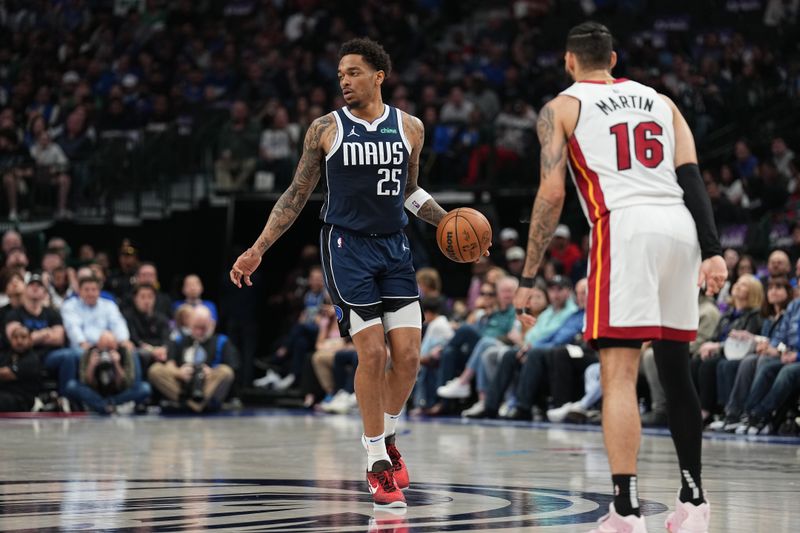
436;208;492;263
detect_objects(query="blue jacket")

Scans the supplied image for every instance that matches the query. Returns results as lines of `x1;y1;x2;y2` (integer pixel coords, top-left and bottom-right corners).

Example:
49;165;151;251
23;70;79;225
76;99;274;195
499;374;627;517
537;309;585;349
770;299;800;350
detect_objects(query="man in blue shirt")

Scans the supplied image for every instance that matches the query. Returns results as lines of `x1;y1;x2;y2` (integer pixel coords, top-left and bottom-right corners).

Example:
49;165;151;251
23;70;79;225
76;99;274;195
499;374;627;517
738;297;800;433
61;276;131;352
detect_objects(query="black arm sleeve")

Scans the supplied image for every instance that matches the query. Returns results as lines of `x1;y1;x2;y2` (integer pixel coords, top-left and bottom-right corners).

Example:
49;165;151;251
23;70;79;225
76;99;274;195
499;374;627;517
676;163;723;260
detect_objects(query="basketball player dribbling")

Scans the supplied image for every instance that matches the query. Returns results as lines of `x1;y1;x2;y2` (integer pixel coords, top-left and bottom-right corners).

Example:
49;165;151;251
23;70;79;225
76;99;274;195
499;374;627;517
513;23;728;533
229;38;450;508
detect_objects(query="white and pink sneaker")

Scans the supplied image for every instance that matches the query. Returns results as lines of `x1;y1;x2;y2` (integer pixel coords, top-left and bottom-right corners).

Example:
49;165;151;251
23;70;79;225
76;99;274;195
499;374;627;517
665;492;710;533
589;504;649;533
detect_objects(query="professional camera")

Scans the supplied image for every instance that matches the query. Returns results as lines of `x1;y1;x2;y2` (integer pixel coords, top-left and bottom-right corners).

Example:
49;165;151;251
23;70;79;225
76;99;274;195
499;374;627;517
188;365;206;402
185;342;207;403
94;350;118;395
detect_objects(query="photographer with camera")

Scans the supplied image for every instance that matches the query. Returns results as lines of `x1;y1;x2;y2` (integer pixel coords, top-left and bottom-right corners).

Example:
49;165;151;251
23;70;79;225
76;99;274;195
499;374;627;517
148;306;237;413
63;331;151;414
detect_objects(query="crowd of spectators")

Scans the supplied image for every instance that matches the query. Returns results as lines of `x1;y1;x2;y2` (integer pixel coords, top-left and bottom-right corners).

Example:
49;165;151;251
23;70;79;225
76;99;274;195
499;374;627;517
0;0;797;217
252;224;800;438
0;229;239;415
0;0;799;436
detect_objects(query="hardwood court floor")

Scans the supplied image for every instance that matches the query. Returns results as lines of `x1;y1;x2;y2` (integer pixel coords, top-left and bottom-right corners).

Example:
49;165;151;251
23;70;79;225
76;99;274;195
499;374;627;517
0;410;797;532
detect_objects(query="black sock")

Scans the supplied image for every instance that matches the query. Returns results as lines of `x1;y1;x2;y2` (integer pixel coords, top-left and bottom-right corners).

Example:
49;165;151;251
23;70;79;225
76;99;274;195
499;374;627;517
679;468;704;505
652;340;705;505
612;474;641;517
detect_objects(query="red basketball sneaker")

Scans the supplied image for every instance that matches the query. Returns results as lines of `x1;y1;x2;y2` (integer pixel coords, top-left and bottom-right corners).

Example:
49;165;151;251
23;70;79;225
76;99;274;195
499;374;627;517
386;441;409;489
366;464;406;508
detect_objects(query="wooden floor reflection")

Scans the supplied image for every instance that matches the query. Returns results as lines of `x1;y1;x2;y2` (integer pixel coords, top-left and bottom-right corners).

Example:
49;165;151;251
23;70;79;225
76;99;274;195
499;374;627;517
0;410;797;532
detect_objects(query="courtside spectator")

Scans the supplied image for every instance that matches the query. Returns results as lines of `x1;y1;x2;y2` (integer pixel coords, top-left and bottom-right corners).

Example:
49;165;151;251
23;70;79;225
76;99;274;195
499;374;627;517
121;262;172;318
124;284;170;369
173;274;219;321
0;325;41;411
61;276;131;352
148;307;237;413
412;296;455;414
65;331;150;415
693;274;764;422
0;271;25;315
711;275;793;432
642;292;722;427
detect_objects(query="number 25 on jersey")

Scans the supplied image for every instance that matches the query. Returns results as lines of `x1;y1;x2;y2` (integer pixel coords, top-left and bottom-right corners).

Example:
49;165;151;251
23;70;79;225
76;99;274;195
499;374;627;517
609;121;664;170
377;168;401;196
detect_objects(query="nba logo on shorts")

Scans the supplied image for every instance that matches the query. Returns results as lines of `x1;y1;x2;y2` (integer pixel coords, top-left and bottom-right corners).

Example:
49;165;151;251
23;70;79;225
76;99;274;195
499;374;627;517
337;237;343;248
333;305;344;322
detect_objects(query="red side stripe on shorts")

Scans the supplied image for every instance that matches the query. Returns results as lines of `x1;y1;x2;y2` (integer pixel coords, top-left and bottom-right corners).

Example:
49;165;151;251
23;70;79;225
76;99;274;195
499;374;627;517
568;137;609;340
568;137;697;343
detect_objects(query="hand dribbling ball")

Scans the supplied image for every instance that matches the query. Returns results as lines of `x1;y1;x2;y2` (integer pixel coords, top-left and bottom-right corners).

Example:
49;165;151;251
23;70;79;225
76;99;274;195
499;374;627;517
436;208;492;263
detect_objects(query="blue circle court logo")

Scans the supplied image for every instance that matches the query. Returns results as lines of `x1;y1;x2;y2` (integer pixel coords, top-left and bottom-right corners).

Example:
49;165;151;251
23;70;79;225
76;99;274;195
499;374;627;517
0;478;667;531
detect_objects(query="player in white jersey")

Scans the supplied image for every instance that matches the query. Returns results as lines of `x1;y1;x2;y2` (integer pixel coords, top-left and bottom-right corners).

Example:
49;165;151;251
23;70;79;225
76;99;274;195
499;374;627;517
513;23;728;533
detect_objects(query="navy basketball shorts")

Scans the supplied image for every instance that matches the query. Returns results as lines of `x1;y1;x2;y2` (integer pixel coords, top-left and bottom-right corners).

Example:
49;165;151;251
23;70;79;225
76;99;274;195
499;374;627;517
320;225;421;337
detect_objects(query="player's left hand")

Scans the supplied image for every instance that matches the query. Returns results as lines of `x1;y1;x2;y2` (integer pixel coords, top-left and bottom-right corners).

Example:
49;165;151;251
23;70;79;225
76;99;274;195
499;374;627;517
230;247;262;288
697;255;727;296
513;286;534;317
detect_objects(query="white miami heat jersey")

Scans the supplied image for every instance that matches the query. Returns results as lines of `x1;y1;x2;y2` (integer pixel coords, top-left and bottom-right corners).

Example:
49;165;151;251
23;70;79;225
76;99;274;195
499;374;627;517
560;79;683;225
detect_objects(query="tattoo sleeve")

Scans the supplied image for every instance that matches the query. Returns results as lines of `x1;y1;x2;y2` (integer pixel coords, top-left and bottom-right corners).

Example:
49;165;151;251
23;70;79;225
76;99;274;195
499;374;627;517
252;115;332;255
403;114;447;227
522;102;567;278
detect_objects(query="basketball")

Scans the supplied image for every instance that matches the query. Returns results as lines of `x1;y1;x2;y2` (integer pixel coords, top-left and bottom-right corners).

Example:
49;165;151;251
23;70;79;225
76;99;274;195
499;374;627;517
436;208;492;263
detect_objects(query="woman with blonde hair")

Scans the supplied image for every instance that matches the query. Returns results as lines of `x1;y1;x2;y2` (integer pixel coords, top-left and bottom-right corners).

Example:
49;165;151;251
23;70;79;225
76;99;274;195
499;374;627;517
693;273;764;423
415;267;441;298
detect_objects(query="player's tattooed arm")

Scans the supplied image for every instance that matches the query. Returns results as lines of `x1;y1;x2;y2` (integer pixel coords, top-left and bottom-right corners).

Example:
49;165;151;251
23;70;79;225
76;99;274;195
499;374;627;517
403;113;447;227
522;100;568;278
252;114;334;255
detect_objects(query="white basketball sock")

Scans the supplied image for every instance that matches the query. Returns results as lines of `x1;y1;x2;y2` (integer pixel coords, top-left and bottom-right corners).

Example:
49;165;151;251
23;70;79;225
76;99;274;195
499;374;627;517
362;433;391;471
384;411;401;438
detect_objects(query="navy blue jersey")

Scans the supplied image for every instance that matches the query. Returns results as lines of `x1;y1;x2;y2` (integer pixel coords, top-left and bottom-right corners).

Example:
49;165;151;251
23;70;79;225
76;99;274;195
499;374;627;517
321;105;411;234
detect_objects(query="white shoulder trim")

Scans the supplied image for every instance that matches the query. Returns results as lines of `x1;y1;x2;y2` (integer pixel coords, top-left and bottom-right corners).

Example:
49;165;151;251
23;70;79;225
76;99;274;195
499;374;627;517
396;108;412;154
325;111;344;162
341;105;391;131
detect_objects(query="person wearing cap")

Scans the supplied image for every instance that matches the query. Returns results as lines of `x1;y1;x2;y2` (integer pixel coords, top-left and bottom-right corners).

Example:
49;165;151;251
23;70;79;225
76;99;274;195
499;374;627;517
520;275;578;347
485;275;578;420
504;246;526;278
62;71;80;86
499;227;519;251
3;273;80;396
548;224;582;275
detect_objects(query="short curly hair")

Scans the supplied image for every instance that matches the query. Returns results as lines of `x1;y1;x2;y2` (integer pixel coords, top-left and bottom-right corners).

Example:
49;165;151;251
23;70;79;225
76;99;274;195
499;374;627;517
339;38;392;77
